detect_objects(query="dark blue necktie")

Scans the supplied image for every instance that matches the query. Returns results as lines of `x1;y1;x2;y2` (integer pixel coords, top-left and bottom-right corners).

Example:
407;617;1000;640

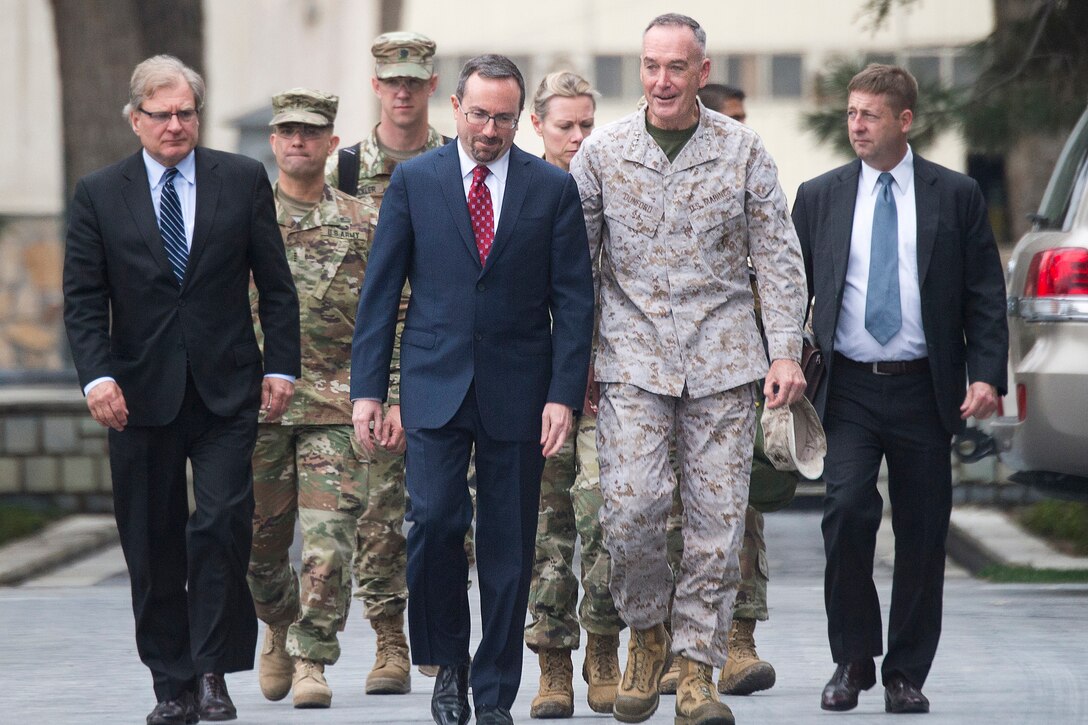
864;172;901;345
159;167;188;284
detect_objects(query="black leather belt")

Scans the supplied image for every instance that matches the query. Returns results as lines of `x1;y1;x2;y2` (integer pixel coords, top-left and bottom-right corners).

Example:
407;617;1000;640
834;352;929;376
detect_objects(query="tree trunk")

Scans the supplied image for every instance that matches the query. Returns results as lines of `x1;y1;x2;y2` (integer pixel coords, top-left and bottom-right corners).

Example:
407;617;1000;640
50;0;203;211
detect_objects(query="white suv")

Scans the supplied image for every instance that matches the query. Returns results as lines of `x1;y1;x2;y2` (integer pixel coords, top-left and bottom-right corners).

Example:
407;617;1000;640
989;106;1088;499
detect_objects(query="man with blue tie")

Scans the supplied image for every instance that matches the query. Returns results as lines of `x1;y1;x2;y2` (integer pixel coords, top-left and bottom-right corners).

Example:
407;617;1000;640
62;55;300;724
791;64;1007;714
350;55;594;725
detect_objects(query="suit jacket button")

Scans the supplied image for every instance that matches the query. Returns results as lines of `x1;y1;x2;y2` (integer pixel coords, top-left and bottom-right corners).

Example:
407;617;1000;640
177;299;186;307
477;282;485;292
474;332;482;341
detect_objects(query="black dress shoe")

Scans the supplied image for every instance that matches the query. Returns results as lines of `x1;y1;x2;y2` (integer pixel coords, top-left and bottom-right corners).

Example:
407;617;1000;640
820;660;876;711
146;692;198;725
196;673;238;721
885;674;930;713
475;705;513;724
431;664;471;725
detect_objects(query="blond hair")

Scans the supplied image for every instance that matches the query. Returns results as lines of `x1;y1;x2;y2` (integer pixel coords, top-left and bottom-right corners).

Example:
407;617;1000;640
531;71;598;120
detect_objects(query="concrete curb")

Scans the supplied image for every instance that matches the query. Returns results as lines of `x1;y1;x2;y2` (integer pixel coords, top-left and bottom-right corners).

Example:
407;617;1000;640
0;514;118;586
946;516;1003;576
946;506;1088;575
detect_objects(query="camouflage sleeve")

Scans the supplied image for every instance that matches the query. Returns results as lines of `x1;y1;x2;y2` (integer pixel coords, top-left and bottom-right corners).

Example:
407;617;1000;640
744;141;806;363
324;153;339;191
385;284;409;406
569;143;605;364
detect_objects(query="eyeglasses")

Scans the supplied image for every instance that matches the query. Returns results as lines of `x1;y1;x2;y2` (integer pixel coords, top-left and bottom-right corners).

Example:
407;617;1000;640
137;107;199;124
378;77;429;92
274;124;330;140
461;109;519;130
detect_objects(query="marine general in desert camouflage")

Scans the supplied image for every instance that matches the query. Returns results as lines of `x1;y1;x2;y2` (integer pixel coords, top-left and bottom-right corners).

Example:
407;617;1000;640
570;13;808;725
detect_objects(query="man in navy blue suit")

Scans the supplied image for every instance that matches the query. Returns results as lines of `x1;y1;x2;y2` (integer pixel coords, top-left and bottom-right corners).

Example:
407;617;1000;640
350;55;594;725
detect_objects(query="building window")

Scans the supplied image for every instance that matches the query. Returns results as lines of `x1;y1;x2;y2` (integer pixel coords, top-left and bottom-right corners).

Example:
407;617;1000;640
907;54;941;85
770;54;803;98
595;55;624;98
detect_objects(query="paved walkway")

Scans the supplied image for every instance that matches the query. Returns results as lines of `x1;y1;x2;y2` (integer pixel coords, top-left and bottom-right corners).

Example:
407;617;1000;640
3;509;1088;724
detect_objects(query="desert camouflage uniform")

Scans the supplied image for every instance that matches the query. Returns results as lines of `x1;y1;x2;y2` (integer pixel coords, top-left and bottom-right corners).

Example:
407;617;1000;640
525;414;625;651
570;103;806;667
247;185;402;662
666;499;768;621
324;125;466;613
666;279;772;622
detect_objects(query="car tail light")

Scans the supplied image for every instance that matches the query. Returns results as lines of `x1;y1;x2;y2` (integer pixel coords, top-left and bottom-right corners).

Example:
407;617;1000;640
1025;248;1088;296
1016;383;1027;422
1019;248;1088;320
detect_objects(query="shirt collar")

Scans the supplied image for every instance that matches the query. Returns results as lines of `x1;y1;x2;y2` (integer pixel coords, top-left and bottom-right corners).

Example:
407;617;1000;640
456;138;510;187
143;148;196;187
860;144;913;194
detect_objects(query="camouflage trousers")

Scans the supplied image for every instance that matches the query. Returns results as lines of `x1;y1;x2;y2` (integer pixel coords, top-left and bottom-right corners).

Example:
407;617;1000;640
247;424;367;664
667;501;768;621
351;445;409;619
525;415;625;651
597;382;756;668
351;447;475;619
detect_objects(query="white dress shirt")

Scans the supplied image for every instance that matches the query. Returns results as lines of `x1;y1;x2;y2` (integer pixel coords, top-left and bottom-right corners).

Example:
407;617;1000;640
834;146;927;362
144;149;196;249
456;139;509;232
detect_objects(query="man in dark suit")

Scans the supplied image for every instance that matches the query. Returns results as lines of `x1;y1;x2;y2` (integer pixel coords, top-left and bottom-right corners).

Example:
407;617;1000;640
62;55;300;725
351;55;594;725
792;64;1007;715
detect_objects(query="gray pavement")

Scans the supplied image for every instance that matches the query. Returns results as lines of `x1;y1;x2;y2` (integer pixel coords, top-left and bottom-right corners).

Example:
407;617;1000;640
3;509;1088;724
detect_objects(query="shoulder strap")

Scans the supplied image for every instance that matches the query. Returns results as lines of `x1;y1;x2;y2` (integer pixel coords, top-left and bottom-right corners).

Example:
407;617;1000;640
337;143;362;197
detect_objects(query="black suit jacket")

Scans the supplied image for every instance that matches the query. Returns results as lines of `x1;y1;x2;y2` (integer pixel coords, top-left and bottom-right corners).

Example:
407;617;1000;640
63;147;300;426
792;155;1007;435
351;143;594;441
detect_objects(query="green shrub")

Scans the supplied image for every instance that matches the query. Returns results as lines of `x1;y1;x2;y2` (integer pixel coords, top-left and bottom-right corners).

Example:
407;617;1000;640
0;504;59;547
1019;500;1088;556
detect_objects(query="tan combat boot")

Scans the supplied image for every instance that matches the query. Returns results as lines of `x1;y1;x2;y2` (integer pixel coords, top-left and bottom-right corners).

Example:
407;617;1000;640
529;648;574;718
718;618;776;696
292;659;332;708
675;656;734;725
658;657;681;694
582;632;620;713
366;613;412;694
258;622;293;701
613;623;671;723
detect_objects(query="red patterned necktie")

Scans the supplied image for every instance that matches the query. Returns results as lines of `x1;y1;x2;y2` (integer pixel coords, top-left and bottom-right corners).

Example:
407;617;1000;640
468;164;494;264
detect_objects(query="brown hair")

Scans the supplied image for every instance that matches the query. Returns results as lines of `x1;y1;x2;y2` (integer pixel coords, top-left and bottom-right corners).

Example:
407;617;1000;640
848;63;918;114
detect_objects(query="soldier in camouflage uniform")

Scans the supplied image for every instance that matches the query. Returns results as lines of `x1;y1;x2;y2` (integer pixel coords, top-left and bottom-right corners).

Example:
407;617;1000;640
324;31;450;692
523;71;624;720
659;83;778;700
570;14;808;725
247;89;404;710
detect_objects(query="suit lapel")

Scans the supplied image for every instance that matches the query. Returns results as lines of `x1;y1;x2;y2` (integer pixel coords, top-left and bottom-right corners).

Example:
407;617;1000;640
119;151;176;282
186;147;220;288
829;161;861;304
485;146;530;275
434;143;480;268
913;156;940;289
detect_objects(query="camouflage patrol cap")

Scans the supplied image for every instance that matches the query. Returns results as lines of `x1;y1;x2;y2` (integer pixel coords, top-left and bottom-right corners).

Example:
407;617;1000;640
269;88;338;127
372;31;436;80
